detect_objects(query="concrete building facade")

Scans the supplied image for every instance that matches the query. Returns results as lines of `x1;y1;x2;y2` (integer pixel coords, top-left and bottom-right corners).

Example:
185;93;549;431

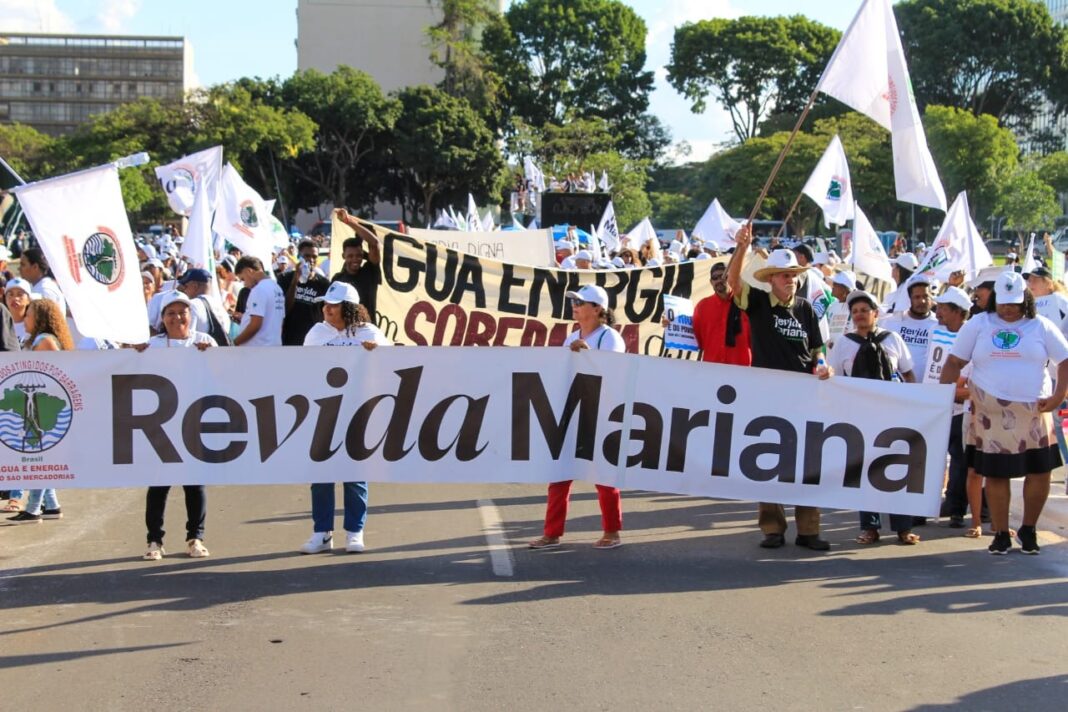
0;32;190;136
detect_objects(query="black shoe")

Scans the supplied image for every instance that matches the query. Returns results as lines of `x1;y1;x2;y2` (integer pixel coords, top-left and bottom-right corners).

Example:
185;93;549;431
1017;526;1040;555
794;534;831;551
948;515;966;529
759;533;785;549
988;531;1012;555
41;508;62;520
7;511;41;524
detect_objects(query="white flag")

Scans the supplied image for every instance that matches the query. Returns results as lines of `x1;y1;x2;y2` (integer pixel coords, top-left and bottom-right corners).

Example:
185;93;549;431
14;164;149;343
154;146;223;217
802;135;856;228
850;202;893;283
211;163;274;265
466;194;480;233
817;0;947;211
692;199;741;246
914;192;993;282
180;178;216;272
628;217;661;259
523;156;545;192
598;170;611;192
481;210;495;232
595;201;620;251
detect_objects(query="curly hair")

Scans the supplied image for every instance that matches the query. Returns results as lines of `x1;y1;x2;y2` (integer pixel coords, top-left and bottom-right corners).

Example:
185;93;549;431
26;299;74;350
985;288;1037;319
337;300;371;335
597;305;617;327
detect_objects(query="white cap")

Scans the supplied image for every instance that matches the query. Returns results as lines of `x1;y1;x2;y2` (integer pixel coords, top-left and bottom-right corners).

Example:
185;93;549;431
575;250;593;262
695;252;711;260
554;240;573;251
935;286;972;312
611;256;625;268
846;290;879;310
813;252;831;266
832;271;857;291
967;265;1008;289
565;284;609;308
645;258;661;267
669;240;684;255
895;253;919;270
1005;251;1018;260
905;273;934;291
994;271;1025;305
4;277;36;298
146;258;164;271
159;290;193;315
315;281;360;305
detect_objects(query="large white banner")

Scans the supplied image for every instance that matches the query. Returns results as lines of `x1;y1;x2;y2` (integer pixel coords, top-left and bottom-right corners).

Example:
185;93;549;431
13;164;150;344
0;348;953;515
407;227;556;268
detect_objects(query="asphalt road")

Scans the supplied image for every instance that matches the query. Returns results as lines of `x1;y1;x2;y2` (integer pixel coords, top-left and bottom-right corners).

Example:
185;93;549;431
3;476;1068;711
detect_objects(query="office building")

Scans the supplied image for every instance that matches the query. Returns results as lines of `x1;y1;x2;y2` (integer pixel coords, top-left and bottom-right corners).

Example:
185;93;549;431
0;33;190;136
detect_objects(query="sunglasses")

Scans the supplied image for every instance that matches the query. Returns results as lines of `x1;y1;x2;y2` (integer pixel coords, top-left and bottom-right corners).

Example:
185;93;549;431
571;299;588;307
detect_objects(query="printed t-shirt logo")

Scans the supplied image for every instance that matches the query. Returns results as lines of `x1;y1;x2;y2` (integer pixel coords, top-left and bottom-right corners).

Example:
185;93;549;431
991;329;1020;351
0;370;73;453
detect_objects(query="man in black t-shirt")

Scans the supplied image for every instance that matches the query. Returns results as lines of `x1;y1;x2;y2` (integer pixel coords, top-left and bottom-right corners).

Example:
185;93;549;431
278;239;330;346
331;209;382;323
727;225;832;552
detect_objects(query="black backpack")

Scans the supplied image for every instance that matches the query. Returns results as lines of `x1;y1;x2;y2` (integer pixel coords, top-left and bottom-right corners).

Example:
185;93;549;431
844;330;894;381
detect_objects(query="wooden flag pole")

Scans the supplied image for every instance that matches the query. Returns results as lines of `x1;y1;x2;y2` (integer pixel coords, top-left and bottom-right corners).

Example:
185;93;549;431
745;87;821;225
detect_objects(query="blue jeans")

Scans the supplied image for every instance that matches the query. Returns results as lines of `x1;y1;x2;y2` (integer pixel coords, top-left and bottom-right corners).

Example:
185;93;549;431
859;511;913;533
24;489;59;515
310;482;368;534
7;489;23;500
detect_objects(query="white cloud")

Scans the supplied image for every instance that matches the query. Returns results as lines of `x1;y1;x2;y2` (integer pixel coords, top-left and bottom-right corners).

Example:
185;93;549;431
0;0;76;33
96;0;141;33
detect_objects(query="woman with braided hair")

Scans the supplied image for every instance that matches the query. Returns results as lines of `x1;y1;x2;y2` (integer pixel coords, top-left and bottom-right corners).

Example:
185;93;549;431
299;281;392;554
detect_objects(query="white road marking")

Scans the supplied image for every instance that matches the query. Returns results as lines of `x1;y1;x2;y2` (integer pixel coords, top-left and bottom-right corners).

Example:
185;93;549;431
476;498;514;577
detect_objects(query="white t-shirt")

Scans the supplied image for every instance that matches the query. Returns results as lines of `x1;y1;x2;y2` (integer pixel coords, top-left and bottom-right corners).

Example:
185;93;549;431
827;328;914;378
923;326;971;416
146;332;217;349
13;321;26;342
1035;292;1068;325
147;290;207;335
239;278;285;346
881;311;938;376
882;282;907;316
32;276;66;316
563;324;626;353
951;313;1068;401
303;322;391;347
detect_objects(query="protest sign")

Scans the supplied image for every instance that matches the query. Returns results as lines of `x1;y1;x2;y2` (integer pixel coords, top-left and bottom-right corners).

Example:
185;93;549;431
407;226;556;267
662;295;698;352
0;347;953;515
374;227;723;355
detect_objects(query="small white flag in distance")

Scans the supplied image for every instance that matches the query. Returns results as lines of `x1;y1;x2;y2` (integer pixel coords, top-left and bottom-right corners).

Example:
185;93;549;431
154;146;223;217
802;135;856;228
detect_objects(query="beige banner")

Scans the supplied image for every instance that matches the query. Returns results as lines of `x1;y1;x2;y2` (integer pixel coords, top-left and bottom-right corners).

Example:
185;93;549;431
407;226;556;267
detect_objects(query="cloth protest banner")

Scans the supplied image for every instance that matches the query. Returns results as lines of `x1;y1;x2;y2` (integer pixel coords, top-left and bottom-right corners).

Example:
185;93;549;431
154;146;223;217
13;164;150;344
817;0;947;211
850;203;893;283
692;199;741;247
662;295;698;352
371;224;720;355
595;201;621;252
914;192;993;282
212;164;274;264
406;226;556;268
0;346;953;516
802;135;855;228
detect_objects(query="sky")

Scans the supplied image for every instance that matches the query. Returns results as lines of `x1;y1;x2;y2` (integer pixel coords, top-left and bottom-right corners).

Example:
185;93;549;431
1;0;859;162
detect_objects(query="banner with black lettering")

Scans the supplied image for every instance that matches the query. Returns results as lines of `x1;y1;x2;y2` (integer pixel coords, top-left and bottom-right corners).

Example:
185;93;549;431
376;228;722;356
0;348;953;515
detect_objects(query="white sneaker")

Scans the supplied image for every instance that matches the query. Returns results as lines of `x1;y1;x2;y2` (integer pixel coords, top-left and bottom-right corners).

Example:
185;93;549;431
143;542;164;561
345;530;365;553
300;531;333;554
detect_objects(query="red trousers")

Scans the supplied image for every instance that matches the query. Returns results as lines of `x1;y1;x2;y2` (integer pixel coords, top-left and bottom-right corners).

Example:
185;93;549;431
543;480;622;538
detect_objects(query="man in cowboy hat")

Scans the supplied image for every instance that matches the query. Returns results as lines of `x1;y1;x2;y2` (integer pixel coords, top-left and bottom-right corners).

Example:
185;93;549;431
727;224;832;551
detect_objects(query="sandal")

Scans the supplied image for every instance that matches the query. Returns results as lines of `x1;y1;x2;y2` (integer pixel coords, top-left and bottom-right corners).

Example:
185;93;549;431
855;529;880;545
897;531;921;545
593;536;622;550
186;539;210;558
963;526;982;539
2;499;21;512
528;536;560;550
143;542;164;561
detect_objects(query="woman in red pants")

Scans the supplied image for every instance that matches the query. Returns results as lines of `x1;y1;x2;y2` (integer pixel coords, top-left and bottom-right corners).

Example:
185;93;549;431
528;285;626;551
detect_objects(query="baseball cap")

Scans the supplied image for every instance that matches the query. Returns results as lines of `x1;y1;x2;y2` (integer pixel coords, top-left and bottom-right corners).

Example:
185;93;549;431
994;271;1026;305
832;271;857;291
895;253;919;270
159;290;193;315
1026;265;1053;279
178;268;211;285
315;281;360;305
967;265;1007;290
846;290;879;310
575;250;593;262
565;284;609;308
935;286;972;312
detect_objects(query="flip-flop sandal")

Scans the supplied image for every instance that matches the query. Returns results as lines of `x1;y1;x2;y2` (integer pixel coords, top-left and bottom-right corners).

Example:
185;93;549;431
593;537;622;550
528;537;561;550
856;529;880;545
963;526;982;539
2;500;21;512
897;532;921;545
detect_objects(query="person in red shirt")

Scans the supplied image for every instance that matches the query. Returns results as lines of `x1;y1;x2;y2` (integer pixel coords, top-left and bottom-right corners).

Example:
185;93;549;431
692;261;752;366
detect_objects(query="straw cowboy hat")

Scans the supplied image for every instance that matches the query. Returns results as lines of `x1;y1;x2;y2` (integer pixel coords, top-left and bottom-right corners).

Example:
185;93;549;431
754;249;809;283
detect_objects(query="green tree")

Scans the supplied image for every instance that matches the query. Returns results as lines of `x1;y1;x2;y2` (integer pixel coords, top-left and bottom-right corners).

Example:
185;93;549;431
1040;152;1068;195
426;0;501;123
281;67;401;212
385;85;504;224
996;168;1063;236
896;0;1068;128
667;15;840;144
0;123;57;186
923;105;1019;220
483;0;667;160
